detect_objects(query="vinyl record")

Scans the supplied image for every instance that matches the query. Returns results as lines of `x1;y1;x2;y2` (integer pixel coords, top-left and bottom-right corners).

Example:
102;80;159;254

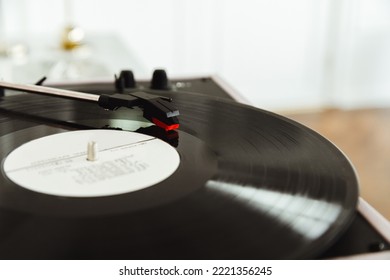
0;90;358;259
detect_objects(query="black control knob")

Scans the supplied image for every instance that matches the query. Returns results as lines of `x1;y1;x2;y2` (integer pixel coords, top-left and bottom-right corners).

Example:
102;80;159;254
150;69;170;90
115;70;136;92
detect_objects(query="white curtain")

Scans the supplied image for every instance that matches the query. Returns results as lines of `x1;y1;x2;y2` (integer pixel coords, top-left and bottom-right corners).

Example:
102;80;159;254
1;0;390;110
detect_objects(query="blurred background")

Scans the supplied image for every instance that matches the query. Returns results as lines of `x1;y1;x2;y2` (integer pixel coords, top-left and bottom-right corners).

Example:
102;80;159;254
0;0;389;219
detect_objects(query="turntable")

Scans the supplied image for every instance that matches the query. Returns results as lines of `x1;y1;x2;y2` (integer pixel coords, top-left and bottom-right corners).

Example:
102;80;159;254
0;70;389;259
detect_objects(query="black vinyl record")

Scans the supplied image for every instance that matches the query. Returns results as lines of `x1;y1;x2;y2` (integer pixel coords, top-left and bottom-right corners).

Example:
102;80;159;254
0;90;358;259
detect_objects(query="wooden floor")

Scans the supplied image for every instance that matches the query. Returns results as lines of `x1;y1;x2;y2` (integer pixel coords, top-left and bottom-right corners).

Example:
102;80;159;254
284;108;390;221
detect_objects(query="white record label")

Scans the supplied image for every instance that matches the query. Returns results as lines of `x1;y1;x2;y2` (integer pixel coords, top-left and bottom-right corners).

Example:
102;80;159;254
3;130;180;197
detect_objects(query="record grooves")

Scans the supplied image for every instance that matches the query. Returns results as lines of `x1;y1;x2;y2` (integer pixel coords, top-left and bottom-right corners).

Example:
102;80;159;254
0;89;358;259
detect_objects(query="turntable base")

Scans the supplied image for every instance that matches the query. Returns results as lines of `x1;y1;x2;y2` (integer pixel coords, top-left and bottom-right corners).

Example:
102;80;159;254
0;72;388;259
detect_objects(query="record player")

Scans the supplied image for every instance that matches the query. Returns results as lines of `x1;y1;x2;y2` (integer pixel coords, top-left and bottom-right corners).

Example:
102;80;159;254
0;69;389;259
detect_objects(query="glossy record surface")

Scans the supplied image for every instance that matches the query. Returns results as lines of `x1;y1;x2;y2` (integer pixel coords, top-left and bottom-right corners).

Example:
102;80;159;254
0;91;358;259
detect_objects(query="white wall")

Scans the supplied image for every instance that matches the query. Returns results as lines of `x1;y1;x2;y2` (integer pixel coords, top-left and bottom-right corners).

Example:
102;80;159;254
1;0;390;111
